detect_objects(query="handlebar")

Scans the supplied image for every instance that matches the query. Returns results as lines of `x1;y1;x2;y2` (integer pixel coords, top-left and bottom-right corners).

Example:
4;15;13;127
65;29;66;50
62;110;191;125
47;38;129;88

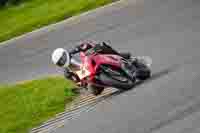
69;47;80;55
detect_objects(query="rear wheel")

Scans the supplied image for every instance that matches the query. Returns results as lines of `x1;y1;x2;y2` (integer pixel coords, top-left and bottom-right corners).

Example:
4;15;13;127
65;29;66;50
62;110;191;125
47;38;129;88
136;67;151;80
132;56;152;80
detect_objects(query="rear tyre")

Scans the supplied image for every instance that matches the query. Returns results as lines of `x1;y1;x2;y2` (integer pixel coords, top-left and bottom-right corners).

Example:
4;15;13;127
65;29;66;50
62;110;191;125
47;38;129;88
136;68;151;80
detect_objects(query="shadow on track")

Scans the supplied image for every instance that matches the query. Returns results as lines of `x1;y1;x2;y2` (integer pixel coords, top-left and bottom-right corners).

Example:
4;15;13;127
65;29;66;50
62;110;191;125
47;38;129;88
31;64;181;133
106;63;181;98
102;63;200;133
147;98;200;133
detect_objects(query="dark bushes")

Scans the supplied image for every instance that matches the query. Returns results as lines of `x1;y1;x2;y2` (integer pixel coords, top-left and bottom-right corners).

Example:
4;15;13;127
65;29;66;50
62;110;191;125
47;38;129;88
0;0;8;6
0;0;23;7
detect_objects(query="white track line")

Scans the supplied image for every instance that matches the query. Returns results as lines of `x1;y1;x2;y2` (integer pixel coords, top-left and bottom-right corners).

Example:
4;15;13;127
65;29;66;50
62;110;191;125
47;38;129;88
0;0;131;48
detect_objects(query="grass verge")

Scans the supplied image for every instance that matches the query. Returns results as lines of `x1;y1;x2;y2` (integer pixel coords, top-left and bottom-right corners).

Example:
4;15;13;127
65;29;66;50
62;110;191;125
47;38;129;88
0;0;112;43
0;76;77;133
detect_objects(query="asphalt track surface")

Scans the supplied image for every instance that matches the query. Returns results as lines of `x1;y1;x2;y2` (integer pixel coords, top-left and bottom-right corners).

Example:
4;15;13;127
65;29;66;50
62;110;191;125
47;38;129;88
1;0;200;132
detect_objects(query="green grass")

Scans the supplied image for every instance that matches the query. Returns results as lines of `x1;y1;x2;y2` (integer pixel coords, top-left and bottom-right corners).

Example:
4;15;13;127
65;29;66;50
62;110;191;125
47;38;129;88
0;0;112;43
0;76;78;133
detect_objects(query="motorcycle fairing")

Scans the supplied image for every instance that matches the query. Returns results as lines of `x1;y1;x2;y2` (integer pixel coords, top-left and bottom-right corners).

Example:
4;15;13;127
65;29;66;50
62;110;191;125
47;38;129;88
78;52;123;81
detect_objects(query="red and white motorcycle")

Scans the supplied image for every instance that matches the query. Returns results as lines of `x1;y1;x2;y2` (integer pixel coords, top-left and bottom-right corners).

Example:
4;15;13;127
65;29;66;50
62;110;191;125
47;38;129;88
65;47;152;95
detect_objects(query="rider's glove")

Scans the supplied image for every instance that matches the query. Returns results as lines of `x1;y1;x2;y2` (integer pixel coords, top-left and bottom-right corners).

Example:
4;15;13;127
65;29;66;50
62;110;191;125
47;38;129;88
79;42;93;51
69;42;94;56
69;47;80;55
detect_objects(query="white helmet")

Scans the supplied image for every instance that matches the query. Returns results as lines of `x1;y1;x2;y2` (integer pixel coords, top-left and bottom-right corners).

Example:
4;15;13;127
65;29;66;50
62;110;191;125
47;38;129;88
51;48;70;67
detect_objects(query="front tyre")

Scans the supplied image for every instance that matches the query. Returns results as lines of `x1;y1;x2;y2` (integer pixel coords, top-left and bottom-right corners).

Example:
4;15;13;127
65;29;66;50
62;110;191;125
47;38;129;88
98;69;135;90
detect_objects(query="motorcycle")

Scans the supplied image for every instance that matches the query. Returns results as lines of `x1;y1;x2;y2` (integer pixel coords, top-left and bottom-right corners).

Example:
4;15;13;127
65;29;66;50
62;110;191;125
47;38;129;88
65;46;152;96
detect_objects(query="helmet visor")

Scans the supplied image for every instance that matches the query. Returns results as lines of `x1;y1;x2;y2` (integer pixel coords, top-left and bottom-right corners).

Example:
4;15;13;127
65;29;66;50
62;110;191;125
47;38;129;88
56;52;67;67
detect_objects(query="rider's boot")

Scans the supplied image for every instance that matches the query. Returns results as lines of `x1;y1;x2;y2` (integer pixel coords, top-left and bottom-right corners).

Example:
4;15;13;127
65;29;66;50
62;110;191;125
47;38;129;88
88;84;104;96
119;52;131;59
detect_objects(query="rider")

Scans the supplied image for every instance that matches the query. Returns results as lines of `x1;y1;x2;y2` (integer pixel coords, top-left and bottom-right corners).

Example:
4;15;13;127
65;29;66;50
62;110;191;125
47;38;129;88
51;41;131;84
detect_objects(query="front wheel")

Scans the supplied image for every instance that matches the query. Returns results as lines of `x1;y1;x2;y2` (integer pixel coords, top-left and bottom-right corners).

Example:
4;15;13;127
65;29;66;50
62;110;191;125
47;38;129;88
98;67;135;90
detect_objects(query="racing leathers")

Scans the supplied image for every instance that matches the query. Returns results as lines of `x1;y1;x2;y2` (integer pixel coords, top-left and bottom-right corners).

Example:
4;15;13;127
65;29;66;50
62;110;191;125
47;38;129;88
63;41;131;83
